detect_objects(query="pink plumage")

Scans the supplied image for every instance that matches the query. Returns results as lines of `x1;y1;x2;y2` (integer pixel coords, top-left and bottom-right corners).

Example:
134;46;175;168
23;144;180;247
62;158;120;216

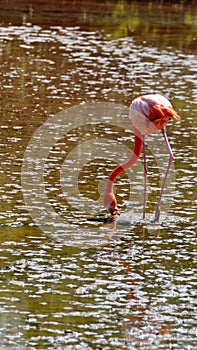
104;94;180;221
129;94;180;135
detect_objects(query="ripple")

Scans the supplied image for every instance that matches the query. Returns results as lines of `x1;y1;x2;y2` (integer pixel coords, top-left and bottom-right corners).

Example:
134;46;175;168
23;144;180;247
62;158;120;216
0;10;196;349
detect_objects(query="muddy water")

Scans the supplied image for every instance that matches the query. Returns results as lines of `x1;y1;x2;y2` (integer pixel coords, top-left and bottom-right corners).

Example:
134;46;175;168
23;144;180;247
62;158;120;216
0;1;196;349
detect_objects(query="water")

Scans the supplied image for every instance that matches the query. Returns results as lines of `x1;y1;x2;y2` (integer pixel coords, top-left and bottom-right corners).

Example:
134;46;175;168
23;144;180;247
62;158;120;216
0;1;196;349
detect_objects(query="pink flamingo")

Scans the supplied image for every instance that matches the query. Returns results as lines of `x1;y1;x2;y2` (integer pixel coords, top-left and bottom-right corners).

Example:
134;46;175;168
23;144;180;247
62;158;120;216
103;94;180;221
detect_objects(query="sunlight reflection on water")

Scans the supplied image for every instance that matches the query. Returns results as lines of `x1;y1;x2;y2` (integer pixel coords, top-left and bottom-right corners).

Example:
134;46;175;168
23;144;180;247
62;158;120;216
0;4;196;349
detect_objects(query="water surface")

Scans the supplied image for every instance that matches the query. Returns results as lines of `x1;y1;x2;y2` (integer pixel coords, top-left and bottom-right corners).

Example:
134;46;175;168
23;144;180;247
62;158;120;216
0;1;196;349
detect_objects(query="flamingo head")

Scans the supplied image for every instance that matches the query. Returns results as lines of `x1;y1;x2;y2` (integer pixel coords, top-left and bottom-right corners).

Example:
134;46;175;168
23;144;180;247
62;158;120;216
103;191;120;216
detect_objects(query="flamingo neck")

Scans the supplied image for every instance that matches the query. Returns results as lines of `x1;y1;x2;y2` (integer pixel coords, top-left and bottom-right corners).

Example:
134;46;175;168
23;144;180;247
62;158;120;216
106;129;143;193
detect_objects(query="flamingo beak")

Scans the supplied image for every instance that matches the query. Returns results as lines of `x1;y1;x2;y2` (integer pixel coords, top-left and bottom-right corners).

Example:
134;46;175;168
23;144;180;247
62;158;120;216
110;207;120;216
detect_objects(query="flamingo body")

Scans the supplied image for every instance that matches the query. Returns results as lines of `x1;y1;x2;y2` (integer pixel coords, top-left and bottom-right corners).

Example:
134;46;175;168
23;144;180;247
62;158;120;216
129;94;180;135
104;93;180;220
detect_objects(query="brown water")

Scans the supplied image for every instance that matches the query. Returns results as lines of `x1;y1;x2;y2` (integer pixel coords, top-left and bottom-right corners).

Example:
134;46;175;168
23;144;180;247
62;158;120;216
0;1;196;349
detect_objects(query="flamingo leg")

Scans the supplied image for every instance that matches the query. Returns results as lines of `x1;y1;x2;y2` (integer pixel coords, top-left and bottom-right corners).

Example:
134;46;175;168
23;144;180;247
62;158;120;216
143;136;148;220
154;127;174;222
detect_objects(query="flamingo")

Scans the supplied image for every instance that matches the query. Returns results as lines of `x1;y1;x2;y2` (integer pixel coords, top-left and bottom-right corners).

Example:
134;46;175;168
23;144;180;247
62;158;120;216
103;94;180;222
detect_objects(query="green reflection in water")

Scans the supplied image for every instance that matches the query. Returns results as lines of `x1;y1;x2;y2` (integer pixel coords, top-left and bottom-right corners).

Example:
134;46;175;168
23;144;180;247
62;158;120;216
0;1;196;349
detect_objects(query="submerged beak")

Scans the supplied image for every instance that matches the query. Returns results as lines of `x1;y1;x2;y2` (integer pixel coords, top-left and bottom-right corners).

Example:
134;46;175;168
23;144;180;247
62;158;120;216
110;207;120;216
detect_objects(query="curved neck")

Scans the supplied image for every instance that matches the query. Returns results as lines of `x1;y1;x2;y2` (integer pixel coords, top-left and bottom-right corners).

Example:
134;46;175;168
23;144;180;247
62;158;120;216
106;129;143;192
